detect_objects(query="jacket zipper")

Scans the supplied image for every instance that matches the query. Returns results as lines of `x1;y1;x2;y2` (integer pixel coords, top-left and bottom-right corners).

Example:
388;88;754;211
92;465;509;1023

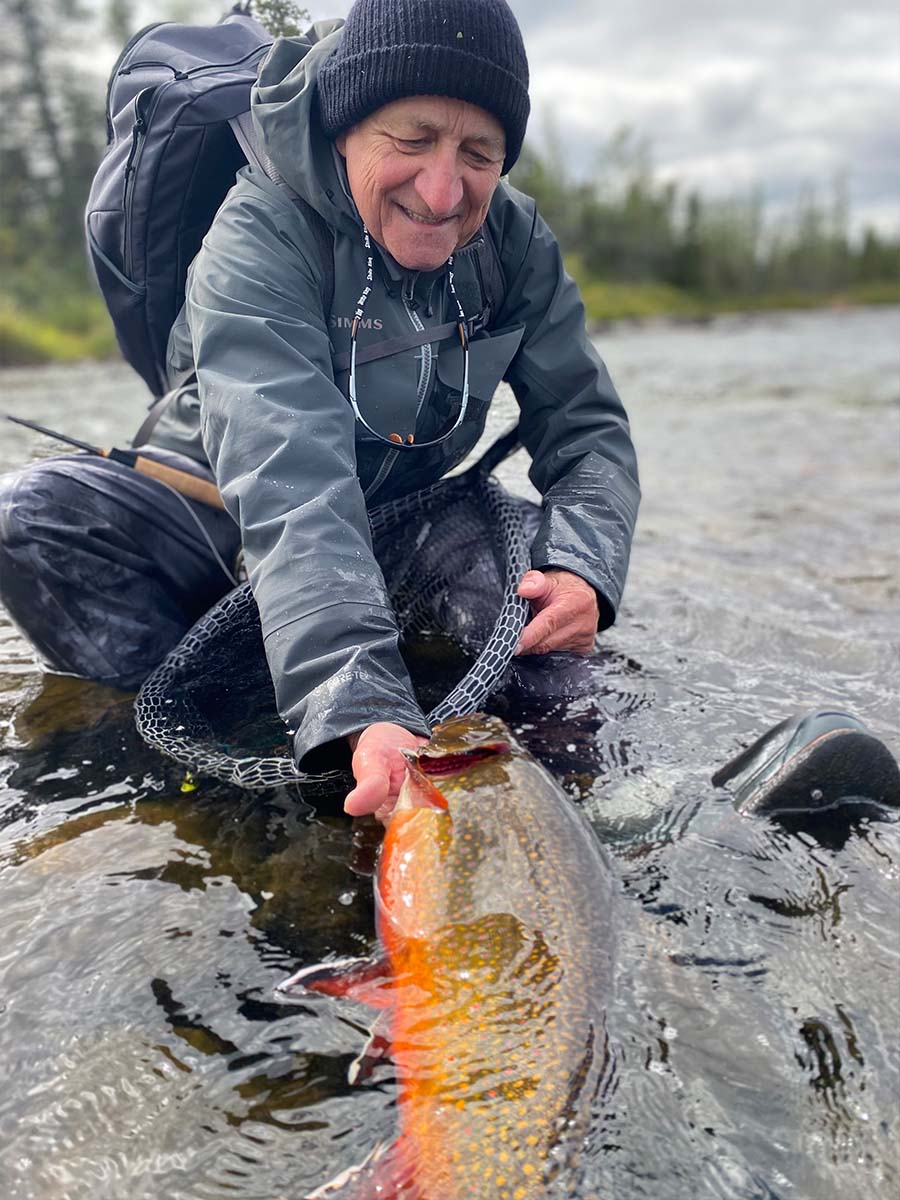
364;272;436;502
403;272;435;418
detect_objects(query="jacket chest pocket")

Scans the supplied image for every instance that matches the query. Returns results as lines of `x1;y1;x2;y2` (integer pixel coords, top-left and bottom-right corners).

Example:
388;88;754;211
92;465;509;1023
426;323;524;460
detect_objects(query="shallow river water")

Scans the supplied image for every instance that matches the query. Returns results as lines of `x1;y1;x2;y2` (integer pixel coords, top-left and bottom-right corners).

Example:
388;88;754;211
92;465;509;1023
0;306;898;1199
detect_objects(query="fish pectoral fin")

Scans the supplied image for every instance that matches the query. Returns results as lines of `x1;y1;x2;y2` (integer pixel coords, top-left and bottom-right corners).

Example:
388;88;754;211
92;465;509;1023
276;954;395;1009
348;1020;393;1086
306;1139;416;1200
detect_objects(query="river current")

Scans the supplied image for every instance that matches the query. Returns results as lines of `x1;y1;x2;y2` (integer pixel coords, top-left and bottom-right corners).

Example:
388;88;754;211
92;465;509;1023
0;305;898;1199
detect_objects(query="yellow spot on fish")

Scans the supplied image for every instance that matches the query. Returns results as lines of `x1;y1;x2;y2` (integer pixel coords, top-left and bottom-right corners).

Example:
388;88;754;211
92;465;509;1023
523;1163;536;1175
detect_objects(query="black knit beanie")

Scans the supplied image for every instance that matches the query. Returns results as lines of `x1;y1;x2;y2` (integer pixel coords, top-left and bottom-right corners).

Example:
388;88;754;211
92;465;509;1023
318;0;530;174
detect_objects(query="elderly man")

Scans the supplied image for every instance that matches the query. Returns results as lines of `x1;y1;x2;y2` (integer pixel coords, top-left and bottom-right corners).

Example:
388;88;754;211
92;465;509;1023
177;0;640;815
0;0;640;814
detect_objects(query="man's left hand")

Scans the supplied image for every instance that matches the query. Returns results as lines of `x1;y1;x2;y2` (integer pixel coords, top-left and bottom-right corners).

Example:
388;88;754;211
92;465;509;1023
516;569;598;656
344;723;429;821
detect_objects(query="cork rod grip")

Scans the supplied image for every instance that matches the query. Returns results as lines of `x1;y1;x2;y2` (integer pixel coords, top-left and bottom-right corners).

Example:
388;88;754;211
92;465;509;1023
130;455;226;510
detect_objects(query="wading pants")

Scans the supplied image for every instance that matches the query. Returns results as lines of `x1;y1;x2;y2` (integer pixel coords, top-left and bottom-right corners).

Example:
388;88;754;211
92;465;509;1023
0;450;241;691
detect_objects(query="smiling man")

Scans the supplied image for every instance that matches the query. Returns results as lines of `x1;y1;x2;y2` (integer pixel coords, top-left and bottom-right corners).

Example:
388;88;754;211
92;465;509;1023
178;0;640;815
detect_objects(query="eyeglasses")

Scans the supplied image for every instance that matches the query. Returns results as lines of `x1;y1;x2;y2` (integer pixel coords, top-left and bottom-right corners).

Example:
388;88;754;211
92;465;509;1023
347;226;471;451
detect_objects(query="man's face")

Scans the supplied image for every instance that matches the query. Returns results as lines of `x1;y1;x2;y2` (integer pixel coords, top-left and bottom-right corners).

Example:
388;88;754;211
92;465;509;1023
336;95;505;272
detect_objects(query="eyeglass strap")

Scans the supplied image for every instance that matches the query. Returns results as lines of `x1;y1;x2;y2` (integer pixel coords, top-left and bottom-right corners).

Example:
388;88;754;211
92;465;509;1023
346;226;471;451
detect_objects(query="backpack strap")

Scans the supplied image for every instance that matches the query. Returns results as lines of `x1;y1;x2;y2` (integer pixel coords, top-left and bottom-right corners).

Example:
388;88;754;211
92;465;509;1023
132;118;336;450
131;382;193;448
332;322;461;374
474;221;507;329
452;221;507;335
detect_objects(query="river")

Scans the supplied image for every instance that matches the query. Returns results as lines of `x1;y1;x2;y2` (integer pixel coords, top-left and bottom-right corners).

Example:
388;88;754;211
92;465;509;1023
0;305;898;1199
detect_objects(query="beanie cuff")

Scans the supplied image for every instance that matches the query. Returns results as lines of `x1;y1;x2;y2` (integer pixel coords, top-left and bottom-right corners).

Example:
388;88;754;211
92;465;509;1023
319;42;530;173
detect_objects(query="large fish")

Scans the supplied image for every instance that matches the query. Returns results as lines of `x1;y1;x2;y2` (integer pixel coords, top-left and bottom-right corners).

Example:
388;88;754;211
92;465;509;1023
278;714;616;1199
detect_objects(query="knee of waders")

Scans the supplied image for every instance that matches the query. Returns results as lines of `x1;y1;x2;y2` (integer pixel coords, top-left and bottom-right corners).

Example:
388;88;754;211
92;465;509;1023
0;456;118;611
0;456;93;547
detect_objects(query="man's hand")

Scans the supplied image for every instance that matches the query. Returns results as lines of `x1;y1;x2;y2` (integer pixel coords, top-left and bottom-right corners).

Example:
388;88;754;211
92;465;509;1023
516;569;599;656
345;723;429;820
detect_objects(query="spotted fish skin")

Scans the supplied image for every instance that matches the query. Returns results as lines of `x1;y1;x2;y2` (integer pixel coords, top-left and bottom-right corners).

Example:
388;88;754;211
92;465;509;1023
372;713;616;1200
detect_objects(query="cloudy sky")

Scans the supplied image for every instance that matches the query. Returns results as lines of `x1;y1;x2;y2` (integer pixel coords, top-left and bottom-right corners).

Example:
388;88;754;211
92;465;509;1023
303;0;899;234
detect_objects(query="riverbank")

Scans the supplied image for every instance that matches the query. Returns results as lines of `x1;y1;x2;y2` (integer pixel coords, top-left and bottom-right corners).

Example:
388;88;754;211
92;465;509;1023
2;279;899;368
573;275;900;325
0;298;118;368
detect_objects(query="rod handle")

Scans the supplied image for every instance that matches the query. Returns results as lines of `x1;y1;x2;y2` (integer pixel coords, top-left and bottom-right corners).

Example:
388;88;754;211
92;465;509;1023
126;455;226;510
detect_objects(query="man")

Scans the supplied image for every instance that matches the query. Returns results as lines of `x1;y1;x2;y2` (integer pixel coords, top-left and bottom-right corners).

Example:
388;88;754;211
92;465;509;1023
0;0;641;813
176;0;640;816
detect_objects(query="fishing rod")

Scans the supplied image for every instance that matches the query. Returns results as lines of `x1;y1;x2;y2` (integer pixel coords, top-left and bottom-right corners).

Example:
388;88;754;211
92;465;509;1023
3;413;225;511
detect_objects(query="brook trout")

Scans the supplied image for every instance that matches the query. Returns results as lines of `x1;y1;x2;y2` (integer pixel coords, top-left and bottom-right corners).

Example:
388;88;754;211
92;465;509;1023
278;714;616;1199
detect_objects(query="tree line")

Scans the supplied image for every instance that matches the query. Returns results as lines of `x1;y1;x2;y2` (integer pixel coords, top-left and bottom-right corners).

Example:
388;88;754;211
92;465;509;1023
510;129;899;302
1;1;897;364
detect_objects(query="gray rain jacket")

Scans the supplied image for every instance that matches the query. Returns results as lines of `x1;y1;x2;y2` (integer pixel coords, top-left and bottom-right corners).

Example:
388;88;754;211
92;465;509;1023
163;28;640;766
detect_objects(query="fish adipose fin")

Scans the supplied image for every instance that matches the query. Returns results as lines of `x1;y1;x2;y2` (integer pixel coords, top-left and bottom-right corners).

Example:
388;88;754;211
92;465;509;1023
305;1138;417;1200
276;954;394;1009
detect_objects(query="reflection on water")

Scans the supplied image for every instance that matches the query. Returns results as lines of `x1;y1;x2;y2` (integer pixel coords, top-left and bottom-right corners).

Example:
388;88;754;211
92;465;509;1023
1;307;898;1198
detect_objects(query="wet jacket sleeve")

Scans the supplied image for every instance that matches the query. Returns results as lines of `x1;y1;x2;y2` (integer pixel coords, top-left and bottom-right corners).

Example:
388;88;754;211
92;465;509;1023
185;185;431;764
494;196;640;628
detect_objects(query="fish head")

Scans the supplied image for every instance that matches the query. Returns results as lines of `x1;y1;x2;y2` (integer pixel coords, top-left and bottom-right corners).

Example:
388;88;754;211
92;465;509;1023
412;710;518;787
389;713;515;817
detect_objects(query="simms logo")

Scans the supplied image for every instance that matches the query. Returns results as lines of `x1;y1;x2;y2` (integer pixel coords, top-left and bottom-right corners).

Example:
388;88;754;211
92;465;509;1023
331;315;383;330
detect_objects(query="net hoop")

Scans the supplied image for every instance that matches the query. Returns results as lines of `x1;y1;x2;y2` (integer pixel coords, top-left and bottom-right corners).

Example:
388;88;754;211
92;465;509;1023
135;435;530;789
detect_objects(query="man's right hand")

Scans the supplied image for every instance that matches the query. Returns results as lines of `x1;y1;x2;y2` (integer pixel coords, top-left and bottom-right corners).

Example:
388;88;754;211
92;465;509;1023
344;723;429;821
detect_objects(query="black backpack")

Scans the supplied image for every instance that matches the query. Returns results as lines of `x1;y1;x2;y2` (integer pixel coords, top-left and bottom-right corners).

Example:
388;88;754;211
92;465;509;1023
87;8;505;399
86;8;316;396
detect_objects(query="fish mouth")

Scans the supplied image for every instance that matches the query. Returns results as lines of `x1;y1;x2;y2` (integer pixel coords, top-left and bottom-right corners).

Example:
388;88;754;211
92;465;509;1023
416;745;509;776
403;714;514;776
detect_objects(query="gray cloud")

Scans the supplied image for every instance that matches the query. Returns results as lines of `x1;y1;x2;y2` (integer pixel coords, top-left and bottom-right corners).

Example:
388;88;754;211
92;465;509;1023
509;0;899;232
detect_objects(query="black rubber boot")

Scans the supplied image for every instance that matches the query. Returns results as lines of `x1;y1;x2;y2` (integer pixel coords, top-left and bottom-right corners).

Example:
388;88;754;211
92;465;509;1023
712;710;900;815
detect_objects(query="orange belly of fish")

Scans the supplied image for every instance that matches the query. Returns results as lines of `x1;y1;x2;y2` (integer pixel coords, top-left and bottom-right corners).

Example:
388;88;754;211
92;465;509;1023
377;815;569;1200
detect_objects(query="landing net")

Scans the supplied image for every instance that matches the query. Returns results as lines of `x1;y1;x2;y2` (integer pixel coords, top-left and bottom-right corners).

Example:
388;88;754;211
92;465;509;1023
134;431;532;790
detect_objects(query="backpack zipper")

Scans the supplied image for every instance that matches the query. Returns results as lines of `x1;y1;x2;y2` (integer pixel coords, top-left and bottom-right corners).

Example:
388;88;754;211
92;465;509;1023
123;86;162;279
118;61;188;78
105;21;168;142
181;44;272;76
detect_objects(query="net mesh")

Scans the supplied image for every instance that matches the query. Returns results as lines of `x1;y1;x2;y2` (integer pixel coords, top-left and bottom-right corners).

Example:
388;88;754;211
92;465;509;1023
134;436;533;789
